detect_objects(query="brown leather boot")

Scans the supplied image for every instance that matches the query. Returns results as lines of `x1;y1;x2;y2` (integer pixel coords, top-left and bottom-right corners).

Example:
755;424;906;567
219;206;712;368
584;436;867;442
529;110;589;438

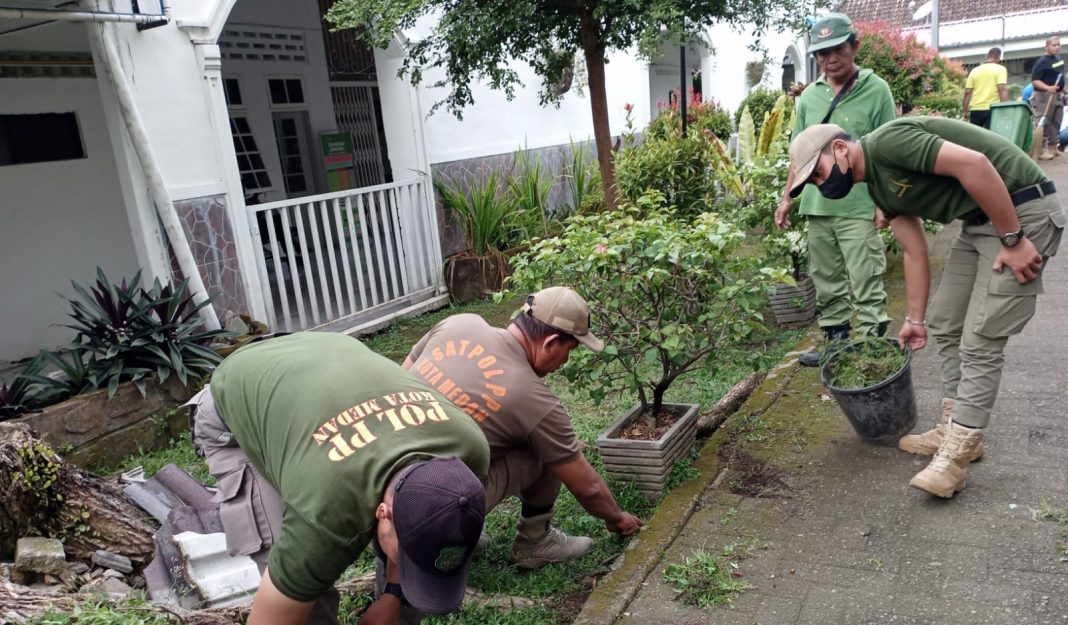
898;398;983;462
909;421;985;498
511;512;593;569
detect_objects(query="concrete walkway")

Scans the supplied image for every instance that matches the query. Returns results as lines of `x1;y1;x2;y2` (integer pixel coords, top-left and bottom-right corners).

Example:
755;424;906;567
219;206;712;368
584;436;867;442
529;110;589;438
577;158;1068;625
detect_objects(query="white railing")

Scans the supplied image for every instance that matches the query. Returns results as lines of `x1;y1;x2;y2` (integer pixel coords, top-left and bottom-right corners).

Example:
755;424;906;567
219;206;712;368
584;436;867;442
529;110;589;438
248;177;444;333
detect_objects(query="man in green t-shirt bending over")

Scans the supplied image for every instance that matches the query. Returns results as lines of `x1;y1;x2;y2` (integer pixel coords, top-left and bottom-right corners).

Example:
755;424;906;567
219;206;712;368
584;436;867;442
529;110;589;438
787;117;1064;498
188;332;490;625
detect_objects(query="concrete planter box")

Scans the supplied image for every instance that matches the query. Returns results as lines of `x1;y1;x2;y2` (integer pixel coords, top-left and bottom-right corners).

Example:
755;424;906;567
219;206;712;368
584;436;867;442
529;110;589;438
12;376;195;469
770;274;816;326
596;402;700;499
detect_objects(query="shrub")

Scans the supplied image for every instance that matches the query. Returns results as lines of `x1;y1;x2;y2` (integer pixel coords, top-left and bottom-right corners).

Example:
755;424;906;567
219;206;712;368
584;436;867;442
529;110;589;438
854;21;965;108
562;140;603;214
614;130;717;219
508;192;787;419
733;87;785;136
909;94;963;118
647;90;733;142
435;169;516;256
61;269;230;396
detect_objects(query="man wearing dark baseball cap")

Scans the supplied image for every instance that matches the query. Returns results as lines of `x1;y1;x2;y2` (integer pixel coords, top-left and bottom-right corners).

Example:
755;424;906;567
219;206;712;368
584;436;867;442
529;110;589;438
788;117;1062;499
404;286;643;571
187;332;490;624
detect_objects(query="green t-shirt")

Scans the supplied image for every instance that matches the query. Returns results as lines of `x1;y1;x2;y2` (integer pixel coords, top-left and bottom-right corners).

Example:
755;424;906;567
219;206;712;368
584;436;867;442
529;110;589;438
795;69;897;219
860;117;1048;223
211;332;490;602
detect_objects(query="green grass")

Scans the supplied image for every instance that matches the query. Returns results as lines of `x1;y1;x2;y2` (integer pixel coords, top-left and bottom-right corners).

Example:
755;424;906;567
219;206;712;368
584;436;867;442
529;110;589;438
662;549;750;608
29;600;176;624
105;431;213;486
1033;497;1068;558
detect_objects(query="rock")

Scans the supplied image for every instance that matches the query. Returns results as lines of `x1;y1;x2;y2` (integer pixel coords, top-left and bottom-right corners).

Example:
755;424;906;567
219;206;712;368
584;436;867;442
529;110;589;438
28;583;64;594
68;562;90;575
44;570;81;590
14;537;67;576
79;576;133;599
0;561;13;582
129;575;146;589
102;568;124;579
91;549;133;574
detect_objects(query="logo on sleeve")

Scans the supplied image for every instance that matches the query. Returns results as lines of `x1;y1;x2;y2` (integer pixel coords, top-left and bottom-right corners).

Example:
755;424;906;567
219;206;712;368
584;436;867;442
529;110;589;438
890;179;912;198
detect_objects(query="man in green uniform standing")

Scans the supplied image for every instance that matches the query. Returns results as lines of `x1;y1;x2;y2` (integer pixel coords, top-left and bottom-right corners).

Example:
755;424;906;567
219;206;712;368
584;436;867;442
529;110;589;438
188;332;491;625
787;118;1064;498
776;12;895;366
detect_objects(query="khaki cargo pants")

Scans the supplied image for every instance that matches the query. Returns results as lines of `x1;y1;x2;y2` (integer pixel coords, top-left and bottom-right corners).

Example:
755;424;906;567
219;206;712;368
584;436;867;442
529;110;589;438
808;215;892;335
927;194;1065;428
188;387;341;625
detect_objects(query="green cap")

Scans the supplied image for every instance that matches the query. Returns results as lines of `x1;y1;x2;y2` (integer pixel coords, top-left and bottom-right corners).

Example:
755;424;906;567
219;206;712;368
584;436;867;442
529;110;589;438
808;13;855;54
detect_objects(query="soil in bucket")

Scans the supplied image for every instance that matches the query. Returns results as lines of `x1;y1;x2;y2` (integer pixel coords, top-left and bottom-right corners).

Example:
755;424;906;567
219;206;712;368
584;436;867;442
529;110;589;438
819;337;918;445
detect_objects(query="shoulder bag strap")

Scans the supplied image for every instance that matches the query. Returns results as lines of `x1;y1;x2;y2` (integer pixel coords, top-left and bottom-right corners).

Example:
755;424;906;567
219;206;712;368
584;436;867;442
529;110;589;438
820;70;861;125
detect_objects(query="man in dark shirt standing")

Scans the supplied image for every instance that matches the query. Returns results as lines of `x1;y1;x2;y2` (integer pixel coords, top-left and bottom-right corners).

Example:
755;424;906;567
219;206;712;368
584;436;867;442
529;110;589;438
1031;35;1064;160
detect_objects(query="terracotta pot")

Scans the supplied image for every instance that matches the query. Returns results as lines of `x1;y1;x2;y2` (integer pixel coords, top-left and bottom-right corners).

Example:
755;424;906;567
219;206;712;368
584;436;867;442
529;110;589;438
444;252;510;303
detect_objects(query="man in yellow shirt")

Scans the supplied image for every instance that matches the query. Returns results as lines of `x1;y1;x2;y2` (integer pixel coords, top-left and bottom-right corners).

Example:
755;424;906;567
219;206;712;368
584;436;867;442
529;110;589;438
963;47;1009;129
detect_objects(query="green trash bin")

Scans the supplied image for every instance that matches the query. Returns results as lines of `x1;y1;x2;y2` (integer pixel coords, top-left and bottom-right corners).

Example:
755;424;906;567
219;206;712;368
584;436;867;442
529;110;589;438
989;101;1034;152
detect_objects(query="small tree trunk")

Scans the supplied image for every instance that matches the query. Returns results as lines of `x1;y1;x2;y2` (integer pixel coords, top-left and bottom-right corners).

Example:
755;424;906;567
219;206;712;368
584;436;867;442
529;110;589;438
579;9;617;211
0;423;157;565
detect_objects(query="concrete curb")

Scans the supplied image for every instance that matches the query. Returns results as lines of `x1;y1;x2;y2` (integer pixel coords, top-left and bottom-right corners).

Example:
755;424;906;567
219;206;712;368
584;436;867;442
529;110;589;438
572;356;810;625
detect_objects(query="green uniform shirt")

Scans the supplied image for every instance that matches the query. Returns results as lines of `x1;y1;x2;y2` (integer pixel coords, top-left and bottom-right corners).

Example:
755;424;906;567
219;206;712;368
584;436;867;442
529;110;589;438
795;68;897;219
860;117;1048;223
211;332;490;602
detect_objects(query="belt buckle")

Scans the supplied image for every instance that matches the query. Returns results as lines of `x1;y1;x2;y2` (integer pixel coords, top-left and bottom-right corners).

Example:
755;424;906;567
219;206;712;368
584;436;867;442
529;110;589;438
1036;183;1046;199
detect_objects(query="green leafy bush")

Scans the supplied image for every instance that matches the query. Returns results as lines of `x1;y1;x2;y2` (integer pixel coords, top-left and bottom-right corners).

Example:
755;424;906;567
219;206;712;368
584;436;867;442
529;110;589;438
613;131;717;219
562;140;603;214
733;87;785;136
854;21;965;109
0;353;49;419
908;94;963;119
647;91;733;142
435;169;516;256
61;269;229;396
508;192;787;418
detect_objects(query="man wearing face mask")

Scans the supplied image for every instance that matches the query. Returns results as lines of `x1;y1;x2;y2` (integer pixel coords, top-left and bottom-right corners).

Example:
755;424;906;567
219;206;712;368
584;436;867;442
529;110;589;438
787;118;1064;498
403;286;643;569
776;12;895;367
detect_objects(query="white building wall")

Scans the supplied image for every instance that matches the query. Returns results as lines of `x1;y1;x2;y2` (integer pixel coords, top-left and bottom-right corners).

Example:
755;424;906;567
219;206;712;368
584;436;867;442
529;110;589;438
0;77;140;360
414;51;652;164
703;24;804;115
223;0;338;199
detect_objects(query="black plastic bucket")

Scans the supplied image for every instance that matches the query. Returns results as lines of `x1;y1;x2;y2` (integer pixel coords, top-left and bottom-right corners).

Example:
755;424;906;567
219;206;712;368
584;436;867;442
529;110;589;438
819;339;918;445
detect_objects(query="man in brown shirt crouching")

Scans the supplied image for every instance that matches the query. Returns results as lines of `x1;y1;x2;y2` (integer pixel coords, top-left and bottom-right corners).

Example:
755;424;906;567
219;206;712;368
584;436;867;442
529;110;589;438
404;286;643;568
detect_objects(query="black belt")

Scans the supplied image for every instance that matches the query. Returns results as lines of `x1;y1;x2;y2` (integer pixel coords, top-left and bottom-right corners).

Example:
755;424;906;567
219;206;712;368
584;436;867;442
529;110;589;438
965;180;1056;225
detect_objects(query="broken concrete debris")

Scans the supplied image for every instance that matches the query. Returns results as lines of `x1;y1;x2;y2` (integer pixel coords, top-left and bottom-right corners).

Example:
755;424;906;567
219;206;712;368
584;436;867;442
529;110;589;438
91;550;133;574
14;538;67;576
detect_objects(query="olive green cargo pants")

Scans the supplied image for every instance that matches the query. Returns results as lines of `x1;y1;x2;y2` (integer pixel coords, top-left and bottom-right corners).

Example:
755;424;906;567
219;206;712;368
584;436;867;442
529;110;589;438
808;215;892;334
927;194;1065;428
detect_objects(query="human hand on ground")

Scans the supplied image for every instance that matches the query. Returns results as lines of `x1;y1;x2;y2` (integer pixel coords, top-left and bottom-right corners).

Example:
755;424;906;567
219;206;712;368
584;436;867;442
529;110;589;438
993;238;1044;284
606;511;643;536
898;323;927;351
774;198;793;229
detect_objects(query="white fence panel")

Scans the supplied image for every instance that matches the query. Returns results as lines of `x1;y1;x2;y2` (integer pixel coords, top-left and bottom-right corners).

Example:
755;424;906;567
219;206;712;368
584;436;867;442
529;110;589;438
248;177;443;333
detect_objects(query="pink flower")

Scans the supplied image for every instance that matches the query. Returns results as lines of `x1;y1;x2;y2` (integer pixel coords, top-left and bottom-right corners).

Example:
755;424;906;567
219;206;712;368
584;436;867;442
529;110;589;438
594;243;608;254
623;102;634;112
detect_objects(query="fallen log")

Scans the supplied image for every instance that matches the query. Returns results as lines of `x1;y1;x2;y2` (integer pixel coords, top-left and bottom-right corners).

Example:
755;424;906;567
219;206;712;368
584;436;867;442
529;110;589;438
0;423;157;565
695;372;766;438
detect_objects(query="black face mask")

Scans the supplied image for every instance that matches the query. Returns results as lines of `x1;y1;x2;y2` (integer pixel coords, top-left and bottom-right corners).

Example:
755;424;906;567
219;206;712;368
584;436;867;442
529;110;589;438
818;153;854;200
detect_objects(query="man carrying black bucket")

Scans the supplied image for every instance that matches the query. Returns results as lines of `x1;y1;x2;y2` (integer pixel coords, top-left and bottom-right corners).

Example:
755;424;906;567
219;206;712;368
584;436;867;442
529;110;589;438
786;117;1064;498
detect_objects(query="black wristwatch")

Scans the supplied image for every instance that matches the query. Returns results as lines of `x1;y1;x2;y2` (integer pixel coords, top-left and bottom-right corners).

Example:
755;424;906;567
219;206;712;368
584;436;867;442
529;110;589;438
1000;229;1025;248
383;582;407;605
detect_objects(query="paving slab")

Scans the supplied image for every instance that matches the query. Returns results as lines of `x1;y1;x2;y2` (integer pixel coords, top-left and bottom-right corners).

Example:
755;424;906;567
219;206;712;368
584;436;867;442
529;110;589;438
576;158;1068;625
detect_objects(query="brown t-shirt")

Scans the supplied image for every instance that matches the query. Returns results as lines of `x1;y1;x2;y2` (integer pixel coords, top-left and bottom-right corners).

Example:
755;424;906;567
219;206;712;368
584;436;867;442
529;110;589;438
405;314;581;466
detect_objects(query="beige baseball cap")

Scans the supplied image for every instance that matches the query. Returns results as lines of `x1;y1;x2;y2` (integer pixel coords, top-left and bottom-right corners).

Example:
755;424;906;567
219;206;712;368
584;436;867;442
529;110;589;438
787;123;846;198
521;286;604;352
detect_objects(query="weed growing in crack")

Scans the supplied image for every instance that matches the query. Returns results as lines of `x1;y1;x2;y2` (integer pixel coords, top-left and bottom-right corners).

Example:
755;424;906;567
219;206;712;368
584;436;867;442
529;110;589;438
663;549;750;608
1032;497;1068;559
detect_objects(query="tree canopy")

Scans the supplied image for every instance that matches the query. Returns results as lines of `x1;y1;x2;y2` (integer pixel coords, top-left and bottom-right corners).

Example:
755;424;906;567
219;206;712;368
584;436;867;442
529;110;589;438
327;0;813;207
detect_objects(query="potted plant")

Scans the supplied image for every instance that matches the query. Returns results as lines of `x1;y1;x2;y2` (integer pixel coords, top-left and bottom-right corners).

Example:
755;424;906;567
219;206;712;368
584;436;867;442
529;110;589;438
766;223;816;326
3;268;230;466
509;192;785;498
819;337;918;445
